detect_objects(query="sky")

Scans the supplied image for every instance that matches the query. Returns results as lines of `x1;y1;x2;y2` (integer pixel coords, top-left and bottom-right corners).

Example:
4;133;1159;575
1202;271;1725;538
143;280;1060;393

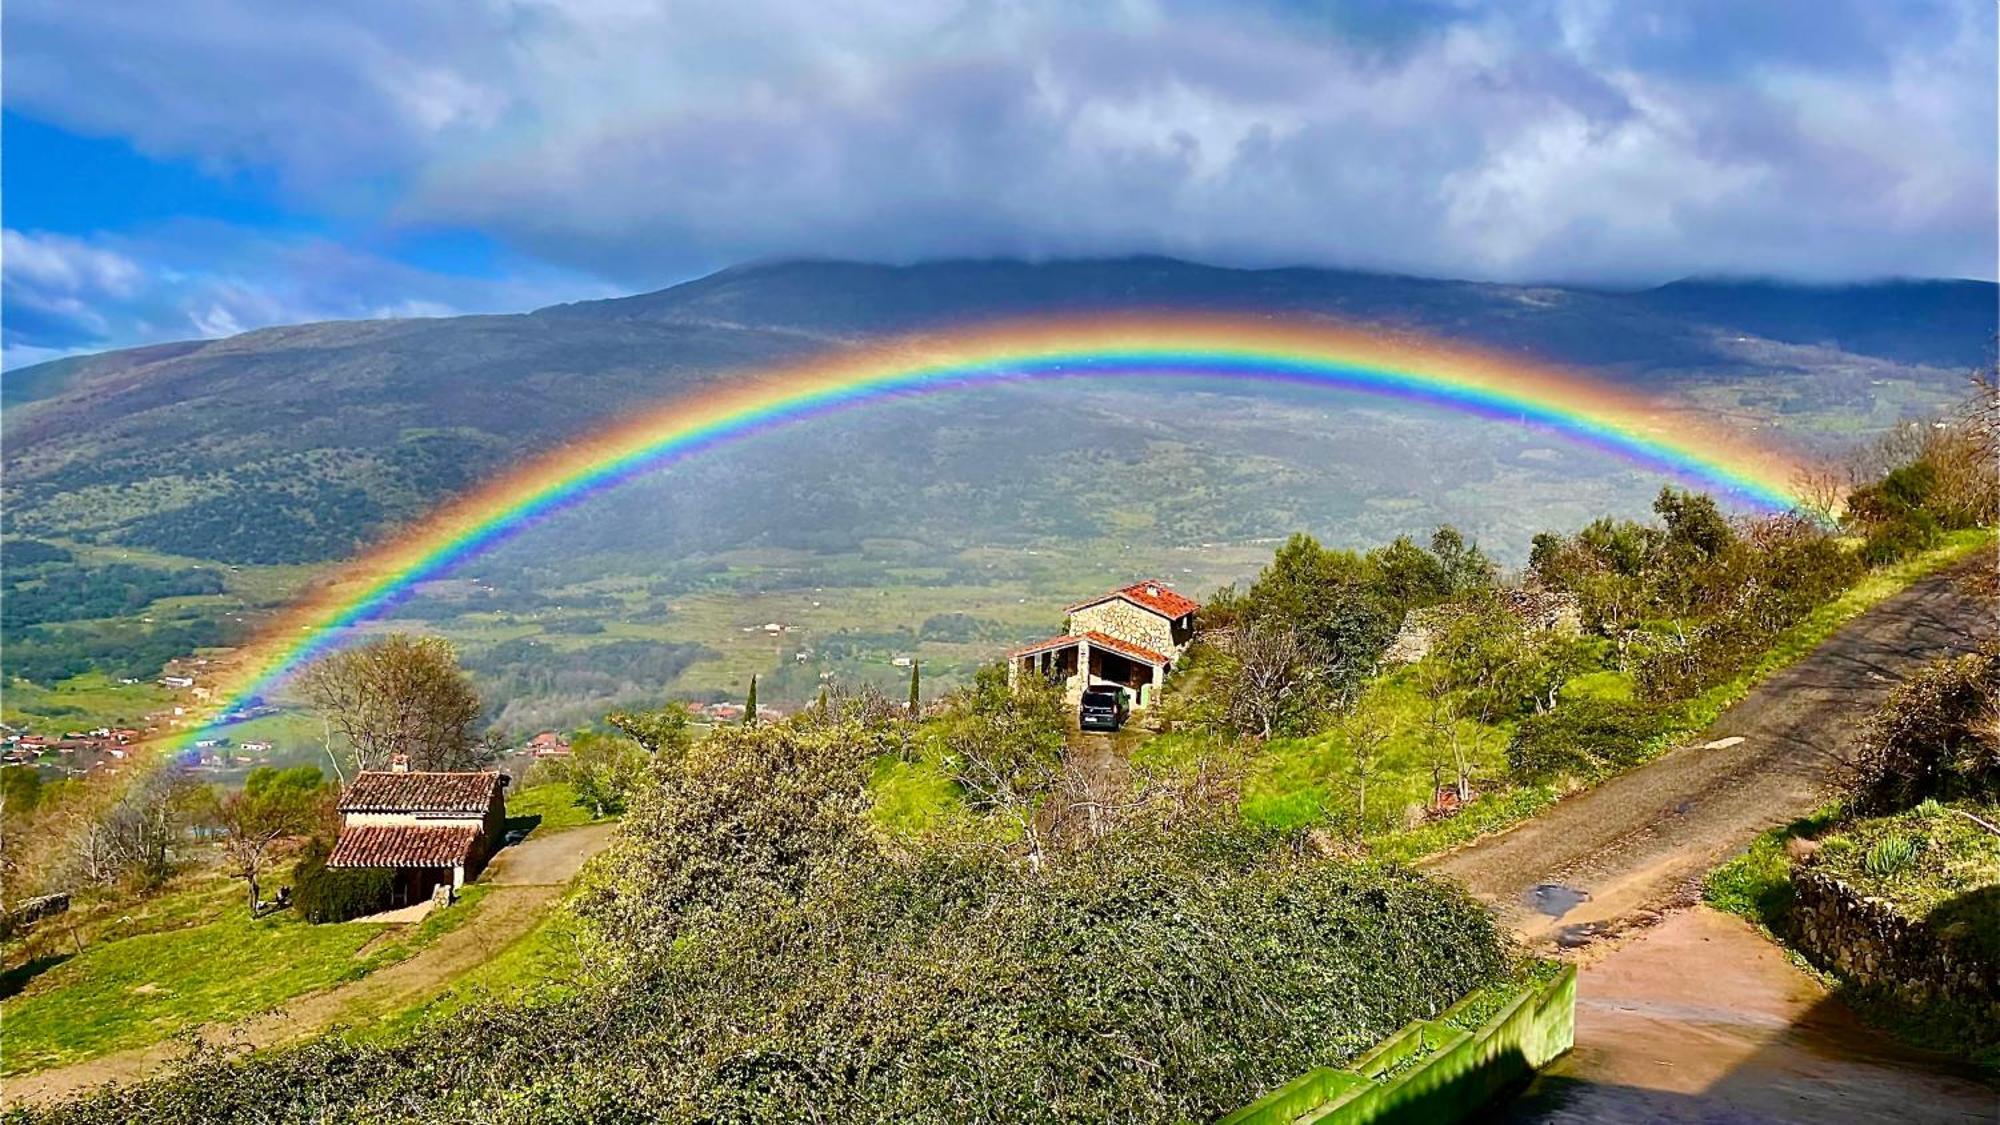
4;0;1994;369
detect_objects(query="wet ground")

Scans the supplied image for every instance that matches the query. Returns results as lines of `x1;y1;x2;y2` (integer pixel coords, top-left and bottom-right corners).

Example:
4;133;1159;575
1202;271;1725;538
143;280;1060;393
1493;908;1998;1124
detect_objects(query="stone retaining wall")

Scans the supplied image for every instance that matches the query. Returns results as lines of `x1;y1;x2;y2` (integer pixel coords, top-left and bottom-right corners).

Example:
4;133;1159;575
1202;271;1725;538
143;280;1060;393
1790;868;2000;1015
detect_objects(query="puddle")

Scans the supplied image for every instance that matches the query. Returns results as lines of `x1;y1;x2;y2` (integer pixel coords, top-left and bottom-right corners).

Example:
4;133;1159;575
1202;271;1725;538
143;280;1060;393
1526;882;1592;919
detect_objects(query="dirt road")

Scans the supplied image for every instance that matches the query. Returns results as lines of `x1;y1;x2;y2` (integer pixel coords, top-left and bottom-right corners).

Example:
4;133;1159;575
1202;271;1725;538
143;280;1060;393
1431;563;1993;944
5;822;617;1107
1427;563;1997;1122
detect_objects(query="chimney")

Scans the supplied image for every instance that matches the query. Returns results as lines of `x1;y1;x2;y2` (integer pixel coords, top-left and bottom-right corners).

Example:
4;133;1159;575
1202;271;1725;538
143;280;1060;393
389;753;410;773
1145;583;1161;597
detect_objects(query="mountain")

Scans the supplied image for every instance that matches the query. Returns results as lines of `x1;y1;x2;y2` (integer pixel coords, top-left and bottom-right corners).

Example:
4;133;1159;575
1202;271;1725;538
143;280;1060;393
3;258;1992;567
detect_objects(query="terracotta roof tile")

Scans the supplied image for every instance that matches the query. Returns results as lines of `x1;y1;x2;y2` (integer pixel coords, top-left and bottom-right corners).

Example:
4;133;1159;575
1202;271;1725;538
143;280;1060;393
1008;631;1172;666
1066;580;1201;620
1009;634;1081;658
327;825;479;869
1079;631;1170;667
337;771;503;814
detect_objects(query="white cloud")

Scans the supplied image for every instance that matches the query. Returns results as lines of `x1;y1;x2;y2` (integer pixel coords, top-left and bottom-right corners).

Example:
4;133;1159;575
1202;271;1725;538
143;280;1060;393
1;225;609;369
4;0;1993;298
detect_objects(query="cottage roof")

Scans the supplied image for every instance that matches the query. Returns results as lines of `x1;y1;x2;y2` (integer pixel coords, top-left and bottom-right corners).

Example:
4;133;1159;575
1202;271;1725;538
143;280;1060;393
1009;634;1082;659
1067;580;1200;621
1079;631;1170;667
338;771;504;815
1008;631;1170;668
327;824;480;869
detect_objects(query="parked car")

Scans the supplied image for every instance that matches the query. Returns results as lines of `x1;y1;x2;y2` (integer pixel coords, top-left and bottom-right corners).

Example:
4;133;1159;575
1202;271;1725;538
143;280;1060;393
1079;685;1130;732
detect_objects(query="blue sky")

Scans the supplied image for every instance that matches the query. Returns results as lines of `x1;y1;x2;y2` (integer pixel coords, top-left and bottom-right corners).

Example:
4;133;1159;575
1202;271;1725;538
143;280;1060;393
4;0;1993;369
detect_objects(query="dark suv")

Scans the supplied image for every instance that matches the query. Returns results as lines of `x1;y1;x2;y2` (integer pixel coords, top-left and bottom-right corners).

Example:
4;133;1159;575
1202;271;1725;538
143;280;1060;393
1078;686;1130;732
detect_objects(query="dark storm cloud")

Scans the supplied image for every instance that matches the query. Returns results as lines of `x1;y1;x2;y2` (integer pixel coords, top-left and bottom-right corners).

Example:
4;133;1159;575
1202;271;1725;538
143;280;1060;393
5;0;1993;352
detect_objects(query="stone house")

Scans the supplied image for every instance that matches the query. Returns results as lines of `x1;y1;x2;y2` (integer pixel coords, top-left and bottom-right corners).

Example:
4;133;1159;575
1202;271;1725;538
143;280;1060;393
328;767;508;906
1008;580;1200;709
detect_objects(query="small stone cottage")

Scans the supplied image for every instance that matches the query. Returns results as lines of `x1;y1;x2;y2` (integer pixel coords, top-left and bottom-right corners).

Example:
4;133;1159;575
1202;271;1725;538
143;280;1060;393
1008;579;1200;709
328;767;508;906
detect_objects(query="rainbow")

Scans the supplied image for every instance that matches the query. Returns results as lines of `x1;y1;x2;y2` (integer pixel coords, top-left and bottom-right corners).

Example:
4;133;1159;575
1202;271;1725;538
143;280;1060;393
164;313;1806;761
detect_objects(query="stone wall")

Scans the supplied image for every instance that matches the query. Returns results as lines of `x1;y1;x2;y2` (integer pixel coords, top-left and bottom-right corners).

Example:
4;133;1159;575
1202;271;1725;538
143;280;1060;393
1790;868;2000;1015
1070;598;1177;658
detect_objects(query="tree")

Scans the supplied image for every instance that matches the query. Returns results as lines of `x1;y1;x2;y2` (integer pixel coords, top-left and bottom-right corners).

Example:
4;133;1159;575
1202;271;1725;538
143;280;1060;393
744;675;759;725
607;704;693;757
1339;707;1390;833
1218;622;1328;738
940;672;1069;864
298;634;485;772
217;768;328;914
908;661;921;714
1244;534;1397;696
568;732;651;818
63;769;208;892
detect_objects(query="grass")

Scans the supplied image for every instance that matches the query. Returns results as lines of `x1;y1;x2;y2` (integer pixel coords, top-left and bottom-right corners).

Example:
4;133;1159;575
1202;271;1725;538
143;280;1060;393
1;671;176;733
0;877;485;1075
868;752;971;836
367;900;600;1041
505;781;610;834
1810;800;2000;959
1704;806;1845;929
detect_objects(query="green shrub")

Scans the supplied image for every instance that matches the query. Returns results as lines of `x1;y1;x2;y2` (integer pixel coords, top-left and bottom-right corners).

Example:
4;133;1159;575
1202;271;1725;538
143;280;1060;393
1860;515;1940;567
1506;697;1663;782
1861;834;1920;878
290;838;393;924
23;718;1510;1124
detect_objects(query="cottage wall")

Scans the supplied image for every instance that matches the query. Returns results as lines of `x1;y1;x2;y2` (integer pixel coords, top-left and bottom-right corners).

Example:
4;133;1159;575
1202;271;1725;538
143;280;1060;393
1070;600;1177;657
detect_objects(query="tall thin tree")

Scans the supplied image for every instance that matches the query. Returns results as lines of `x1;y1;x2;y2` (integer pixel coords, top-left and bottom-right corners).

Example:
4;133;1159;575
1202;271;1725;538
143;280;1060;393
745;675;759;725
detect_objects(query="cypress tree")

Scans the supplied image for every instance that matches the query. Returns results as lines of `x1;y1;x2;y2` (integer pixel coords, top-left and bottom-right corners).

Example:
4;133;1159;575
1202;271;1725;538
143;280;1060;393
816;683;830;716
908;661;921;714
745;675;758;725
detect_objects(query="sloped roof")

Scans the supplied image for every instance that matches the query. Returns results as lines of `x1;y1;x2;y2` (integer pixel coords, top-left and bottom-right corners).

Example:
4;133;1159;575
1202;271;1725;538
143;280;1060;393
1079;631;1170;667
338;771;503;814
1006;631;1170;667
327;824;479;869
1009;634;1082;659
1067;580;1200;621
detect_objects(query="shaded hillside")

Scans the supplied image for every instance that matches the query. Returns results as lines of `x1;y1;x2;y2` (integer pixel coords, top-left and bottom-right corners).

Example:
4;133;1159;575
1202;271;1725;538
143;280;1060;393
3;257;1991;565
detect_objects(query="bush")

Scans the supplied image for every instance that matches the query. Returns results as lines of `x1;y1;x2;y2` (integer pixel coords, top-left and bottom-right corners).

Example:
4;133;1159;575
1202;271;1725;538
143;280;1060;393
1506;697;1664;782
1853;641;2000;811
1859;514;1939;567
27;718;1511;1124
290;838;393;924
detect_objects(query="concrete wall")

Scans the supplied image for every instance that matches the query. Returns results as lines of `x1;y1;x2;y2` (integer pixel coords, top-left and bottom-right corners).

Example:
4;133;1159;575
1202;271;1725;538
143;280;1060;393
1219;964;1576;1125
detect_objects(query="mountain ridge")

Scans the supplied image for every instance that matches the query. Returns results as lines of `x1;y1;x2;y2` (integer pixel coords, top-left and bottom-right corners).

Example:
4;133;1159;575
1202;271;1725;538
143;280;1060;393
2;256;1991;567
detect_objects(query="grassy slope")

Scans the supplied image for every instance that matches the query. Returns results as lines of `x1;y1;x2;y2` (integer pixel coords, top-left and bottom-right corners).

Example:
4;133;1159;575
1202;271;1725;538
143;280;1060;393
504;781;610;833
0;875;487;1075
